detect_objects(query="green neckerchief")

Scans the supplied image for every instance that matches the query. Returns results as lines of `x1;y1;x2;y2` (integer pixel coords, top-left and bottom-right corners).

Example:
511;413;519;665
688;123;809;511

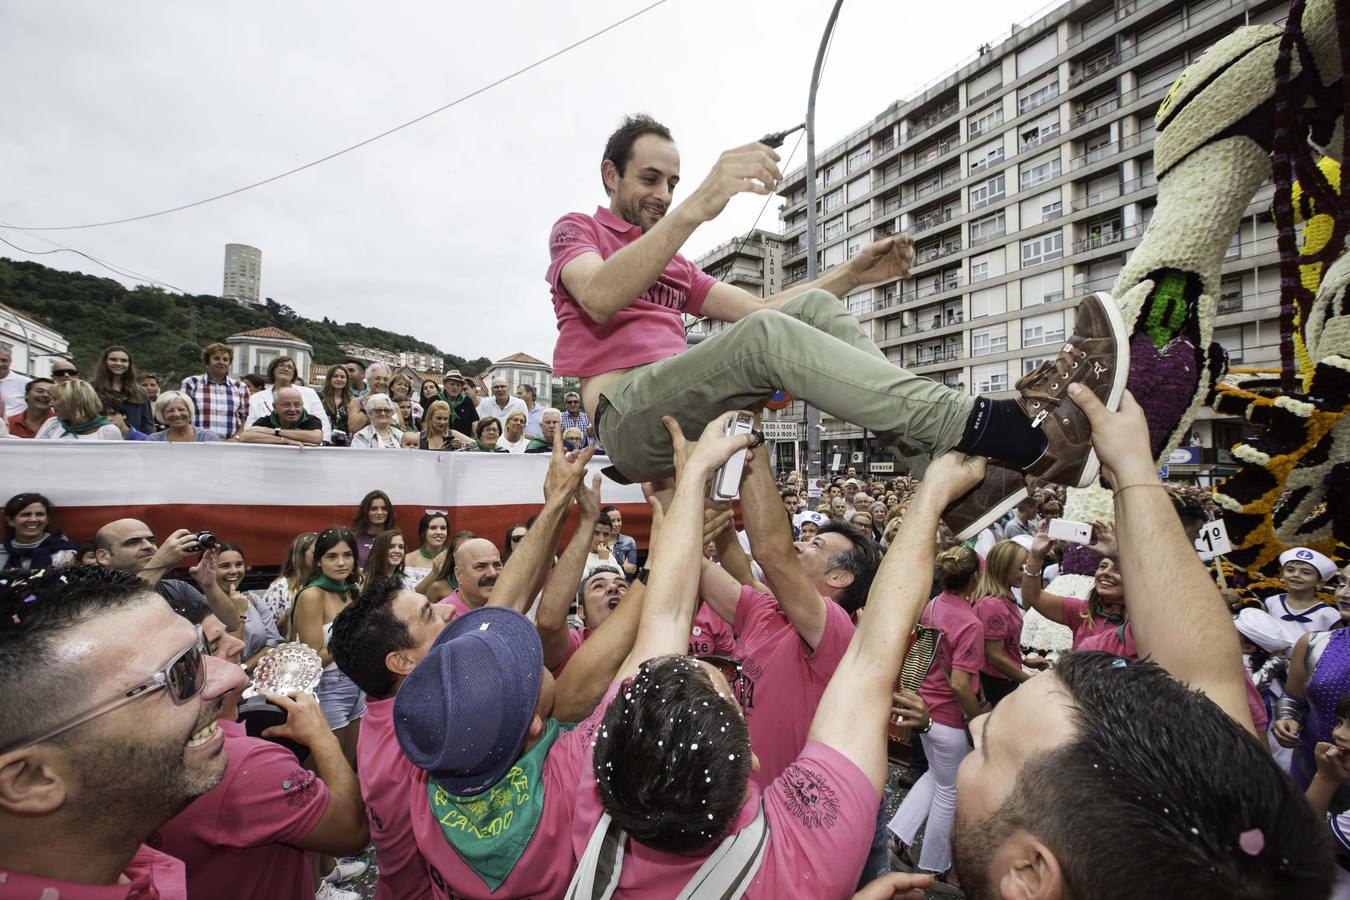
60;415;113;436
428;718;566;891
306;574;359;596
1090;593;1126;627
526;437;550;452
267;410;312;429
418;546;439;562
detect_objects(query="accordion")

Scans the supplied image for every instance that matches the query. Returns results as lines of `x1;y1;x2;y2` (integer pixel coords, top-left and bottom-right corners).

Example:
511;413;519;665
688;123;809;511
887;624;942;760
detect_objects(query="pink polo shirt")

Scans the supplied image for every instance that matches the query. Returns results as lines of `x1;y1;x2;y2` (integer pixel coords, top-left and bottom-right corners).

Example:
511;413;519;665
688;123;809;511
359;697;432;900
547;207;717;377
917;592;985;730
572;733;877;899
973;594;1024;678
1058;595;1117;647
0;846;186;900
689;602;737;657
549;625;593;676
151;720;329;900
734;586;856;788
435;590;473;618
406;700;609;899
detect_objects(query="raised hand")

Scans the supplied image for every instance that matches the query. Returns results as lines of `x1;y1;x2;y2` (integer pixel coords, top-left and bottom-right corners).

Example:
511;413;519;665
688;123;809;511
915;452;986;506
848;235;916;285
1030;519;1054;561
543;425;596;501
684;143;783;223
1068;385;1156;488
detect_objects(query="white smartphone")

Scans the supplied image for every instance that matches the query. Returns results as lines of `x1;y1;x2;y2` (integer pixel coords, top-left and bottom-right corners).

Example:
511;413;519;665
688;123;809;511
710;411;756;502
1046;517;1093;545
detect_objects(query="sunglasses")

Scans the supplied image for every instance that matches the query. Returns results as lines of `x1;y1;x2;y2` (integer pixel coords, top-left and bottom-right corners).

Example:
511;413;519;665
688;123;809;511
52;368;79;378
2;625;207;752
424;509;448;516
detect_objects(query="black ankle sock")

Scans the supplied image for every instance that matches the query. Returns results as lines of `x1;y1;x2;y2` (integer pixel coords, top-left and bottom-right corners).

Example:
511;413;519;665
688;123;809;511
955;398;1048;468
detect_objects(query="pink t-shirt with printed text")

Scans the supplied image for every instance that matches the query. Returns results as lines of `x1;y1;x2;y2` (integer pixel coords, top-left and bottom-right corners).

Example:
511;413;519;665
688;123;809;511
152;720;330;900
358;697;432;900
734;586;856;788
689;602;737;657
547;207;717;377
1058;595;1116;647
973;594;1024;679
404;698;609;899
572;730;877;900
0;846;186;900
917;592;985;729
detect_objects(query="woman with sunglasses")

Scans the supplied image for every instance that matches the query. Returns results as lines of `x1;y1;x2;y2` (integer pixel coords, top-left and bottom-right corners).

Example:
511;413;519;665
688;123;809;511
93;345;155;434
350;393;404;448
212;542;282;671
403;511;450;589
350;490;394;567
362;529;405;586
293;526;365;765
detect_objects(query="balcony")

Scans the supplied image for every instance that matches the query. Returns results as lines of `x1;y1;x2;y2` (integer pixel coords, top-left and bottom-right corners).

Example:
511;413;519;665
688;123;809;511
1020;122;1061;152
911;207;957;235
1071;96;1119;129
968;81;1004;105
913;170;961;201
1070;172;1157;213
970;225;1007;247
967;115;1003;140
878;195;903;217
1217;295;1244;315
906;346;964;367
911;273;964;302
905;310;966;336
914;241;962;265
910;100;960;139
1072;221;1144;253
911;138;959;171
1068;44;1138;87
1018;84;1060;116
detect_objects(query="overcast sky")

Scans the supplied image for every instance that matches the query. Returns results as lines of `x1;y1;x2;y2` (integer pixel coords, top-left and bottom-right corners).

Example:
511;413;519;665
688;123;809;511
1;0;1050;364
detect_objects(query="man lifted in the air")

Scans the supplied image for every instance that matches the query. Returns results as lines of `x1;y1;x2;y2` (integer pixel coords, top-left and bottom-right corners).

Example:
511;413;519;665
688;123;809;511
546;115;1128;535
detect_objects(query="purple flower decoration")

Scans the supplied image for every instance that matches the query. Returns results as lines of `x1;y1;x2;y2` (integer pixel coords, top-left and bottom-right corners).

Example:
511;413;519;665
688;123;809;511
1126;332;1200;456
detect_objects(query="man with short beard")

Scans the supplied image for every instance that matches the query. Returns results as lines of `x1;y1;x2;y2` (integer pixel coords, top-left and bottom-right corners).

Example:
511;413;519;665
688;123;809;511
345;360;369;399
434;537;503;617
0;566;246;897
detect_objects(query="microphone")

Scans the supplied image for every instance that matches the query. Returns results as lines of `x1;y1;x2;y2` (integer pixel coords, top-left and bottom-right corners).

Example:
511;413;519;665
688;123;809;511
758;123;806;149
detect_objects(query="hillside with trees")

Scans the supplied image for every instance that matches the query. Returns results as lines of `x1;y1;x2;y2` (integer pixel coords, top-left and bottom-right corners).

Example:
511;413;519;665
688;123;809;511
0;258;489;383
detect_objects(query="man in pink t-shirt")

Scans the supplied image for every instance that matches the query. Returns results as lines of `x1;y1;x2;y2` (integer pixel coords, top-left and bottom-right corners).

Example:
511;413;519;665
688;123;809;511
0;568;247;900
566;417;981;898
434;538;502;618
547;114;1131;542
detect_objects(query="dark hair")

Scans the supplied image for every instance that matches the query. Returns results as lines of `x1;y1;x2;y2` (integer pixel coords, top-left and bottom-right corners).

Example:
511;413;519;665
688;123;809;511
328;576;412;699
518;383;536;401
936;545;980;594
1337;694;1350;723
352;490;394;535
214;542;244;566
593;655;751;853
0;566;156;747
163;589;212;625
313;526;360;586
954;652;1333;899
816;520;880;614
241;373;266;391
321;365;353;418
266;356;298;384
601;114;674;192
24;377;53;398
345;359;366;372
201;342;232;365
364;529;405;584
475;417;501;441
420;379;441;401
1015;497;1039;514
4;493;55;541
94;345;147;405
417;511;449;548
75;540;98;563
1172;497;1209;529
501;523;529;563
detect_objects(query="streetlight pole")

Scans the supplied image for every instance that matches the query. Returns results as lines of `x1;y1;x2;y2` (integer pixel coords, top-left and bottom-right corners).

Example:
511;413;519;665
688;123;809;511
803;0;845;499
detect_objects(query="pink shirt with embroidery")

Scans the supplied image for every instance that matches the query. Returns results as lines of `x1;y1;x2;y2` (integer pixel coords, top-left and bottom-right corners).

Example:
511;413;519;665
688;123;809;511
152;720;330;900
358;697;432;900
0;846;186;900
1058;595;1117;647
917;591;985;729
403;698;609;899
546;207;716;378
689;602;737;657
734;586;856;788
973;594;1024;678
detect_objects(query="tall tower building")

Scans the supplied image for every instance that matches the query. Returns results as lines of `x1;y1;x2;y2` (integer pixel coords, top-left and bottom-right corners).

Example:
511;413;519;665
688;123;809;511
222;243;262;306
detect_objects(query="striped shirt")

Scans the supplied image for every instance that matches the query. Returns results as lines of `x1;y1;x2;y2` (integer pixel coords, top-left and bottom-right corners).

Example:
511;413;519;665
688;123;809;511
560;409;591;447
180;373;250;439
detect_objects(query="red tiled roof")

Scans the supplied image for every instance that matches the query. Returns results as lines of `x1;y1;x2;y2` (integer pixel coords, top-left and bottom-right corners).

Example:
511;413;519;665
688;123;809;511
229;326;307;343
496;351;549;366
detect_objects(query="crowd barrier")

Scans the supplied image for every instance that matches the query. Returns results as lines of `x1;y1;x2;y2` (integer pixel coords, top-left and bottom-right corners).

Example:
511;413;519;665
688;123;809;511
1;441;651;566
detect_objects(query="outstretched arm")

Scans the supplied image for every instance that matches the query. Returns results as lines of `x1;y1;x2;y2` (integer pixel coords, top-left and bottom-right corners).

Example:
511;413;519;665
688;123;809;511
1019;521;1068;624
807;453;985;792
1073;385;1255;735
537;474;603;670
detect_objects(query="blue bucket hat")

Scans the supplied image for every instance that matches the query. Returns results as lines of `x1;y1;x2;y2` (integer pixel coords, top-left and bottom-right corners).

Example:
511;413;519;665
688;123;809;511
393;606;543;796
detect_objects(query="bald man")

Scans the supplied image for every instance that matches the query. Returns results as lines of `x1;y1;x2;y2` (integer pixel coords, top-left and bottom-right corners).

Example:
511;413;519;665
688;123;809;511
436;538;504;617
238;386;323;445
476;377;528;424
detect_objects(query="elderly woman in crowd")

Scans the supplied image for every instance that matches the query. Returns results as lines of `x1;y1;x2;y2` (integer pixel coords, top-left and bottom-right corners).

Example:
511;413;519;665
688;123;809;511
472;416;507;452
93;345;155;434
350;393;403;448
213;542;283;670
36;380;123;440
365;362;393;400
0;492;77;572
497;409;530;453
147;391;219;442
319;364;365;447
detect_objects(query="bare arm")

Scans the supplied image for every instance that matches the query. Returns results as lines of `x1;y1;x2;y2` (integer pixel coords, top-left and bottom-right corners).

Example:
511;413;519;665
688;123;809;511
1273;633;1310;748
711;520;764;590
293;587;332;667
949;669;982;721
538;479;603;670
806;453;985;792
1074;386;1255;735
1019;522;1068;624
984;638;1030;683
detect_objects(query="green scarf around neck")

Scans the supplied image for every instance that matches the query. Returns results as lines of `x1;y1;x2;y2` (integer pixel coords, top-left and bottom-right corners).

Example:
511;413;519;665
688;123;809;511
307;574;358;595
267;410;311;430
59;415;113;436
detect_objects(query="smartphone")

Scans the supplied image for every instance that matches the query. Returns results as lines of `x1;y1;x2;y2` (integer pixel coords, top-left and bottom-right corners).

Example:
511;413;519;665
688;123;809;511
710;411;756;502
1046;517;1093;545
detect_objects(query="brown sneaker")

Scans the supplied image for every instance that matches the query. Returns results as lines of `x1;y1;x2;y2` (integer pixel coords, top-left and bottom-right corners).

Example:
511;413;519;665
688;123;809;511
1017;292;1129;488
942;462;1028;541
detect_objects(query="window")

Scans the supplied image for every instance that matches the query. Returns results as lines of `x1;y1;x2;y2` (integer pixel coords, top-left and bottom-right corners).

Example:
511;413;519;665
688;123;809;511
1019;190;1062;226
823;189;844;213
848;291;871;316
1137;13;1182;53
824;216;845;240
968;139;1004;174
969;250;1003;283
823;243;845;268
847;175;871;202
1023;311;1067;347
970;211;1006;245
1021;270;1064;306
1218;276;1243;314
967;65;1003;102
971;284;1007;319
971;324;1008;357
847;146;872;173
847;205;871;228
968;105;1003;139
1139;57;1186;96
1020;113;1061;151
972;362;1009;393
969;173;1006;210
1020;154;1062;190
1018;76;1060;114
822;161;843;186
1023;356;1053;375
847;238;863;260
1016;33;1057;76
1021;230;1064;267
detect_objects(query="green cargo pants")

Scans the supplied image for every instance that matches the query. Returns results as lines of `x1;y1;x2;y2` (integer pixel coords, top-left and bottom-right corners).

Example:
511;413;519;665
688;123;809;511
595;289;976;481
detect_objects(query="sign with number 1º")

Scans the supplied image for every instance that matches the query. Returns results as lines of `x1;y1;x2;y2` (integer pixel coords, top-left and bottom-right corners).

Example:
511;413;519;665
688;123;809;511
1195;519;1232;561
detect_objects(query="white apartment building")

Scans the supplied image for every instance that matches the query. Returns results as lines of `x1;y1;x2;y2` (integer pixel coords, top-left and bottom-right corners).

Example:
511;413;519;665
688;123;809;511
222;243;262;307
